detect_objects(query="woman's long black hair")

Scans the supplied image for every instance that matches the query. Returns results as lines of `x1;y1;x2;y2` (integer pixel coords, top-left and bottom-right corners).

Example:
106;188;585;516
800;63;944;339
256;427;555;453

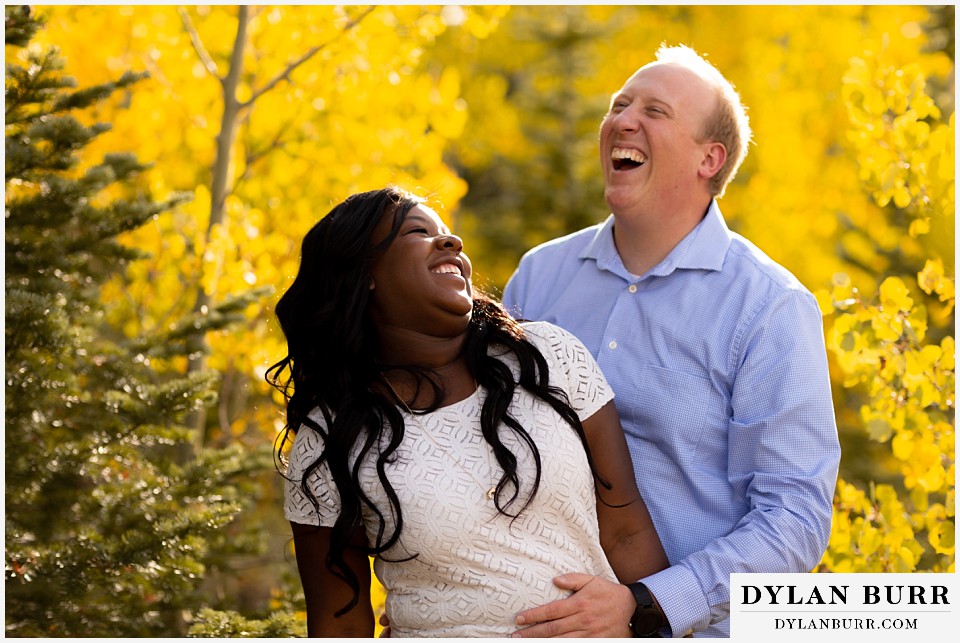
267;186;609;615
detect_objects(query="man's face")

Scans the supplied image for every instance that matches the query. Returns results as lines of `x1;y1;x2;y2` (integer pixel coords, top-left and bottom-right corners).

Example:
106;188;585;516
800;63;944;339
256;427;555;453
599;62;718;218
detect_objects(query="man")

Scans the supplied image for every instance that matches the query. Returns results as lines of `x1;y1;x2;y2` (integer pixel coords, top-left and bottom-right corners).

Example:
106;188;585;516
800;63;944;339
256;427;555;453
503;45;840;638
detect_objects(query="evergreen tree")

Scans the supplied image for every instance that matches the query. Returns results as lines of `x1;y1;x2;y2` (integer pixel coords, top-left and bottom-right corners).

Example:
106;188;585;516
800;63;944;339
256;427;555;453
4;7;280;635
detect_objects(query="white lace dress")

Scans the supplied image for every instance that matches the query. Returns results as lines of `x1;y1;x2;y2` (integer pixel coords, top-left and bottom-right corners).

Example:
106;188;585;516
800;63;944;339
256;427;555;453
284;321;618;637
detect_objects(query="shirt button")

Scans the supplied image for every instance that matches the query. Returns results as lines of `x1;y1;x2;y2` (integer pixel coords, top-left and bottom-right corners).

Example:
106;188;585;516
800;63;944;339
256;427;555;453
628;284;638;293
608;340;618;350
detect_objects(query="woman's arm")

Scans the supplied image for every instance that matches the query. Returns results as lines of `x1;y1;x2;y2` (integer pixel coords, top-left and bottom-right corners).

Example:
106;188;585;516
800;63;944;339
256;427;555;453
581;401;669;581
290;521;374;637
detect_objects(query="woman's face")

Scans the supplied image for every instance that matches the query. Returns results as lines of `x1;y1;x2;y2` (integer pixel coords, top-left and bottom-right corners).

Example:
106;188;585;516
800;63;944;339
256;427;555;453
367;204;474;337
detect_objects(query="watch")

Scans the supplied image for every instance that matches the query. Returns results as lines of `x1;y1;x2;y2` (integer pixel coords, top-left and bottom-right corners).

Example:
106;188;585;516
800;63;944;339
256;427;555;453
627;582;664;637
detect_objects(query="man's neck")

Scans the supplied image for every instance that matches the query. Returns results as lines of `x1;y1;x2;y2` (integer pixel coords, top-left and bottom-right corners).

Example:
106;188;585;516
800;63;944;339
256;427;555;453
611;201;711;277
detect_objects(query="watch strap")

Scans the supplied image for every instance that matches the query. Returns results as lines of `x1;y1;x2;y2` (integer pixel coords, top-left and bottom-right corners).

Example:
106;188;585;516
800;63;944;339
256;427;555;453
627;582;664;637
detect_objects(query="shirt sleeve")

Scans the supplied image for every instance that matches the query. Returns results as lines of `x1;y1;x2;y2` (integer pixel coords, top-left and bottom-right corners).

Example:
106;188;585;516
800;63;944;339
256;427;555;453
503;254;534;320
523;321;614;422
642;289;840;637
283;415;341;527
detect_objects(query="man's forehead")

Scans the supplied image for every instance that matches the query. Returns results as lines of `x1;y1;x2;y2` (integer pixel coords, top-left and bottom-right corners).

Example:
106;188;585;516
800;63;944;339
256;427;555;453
613;62;717;104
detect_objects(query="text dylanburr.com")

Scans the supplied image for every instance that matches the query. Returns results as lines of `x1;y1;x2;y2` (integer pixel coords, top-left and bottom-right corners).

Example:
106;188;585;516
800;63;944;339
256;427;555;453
731;573;957;640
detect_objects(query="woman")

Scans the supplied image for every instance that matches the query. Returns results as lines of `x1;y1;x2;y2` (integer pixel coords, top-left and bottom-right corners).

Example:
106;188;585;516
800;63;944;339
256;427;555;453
269;187;667;637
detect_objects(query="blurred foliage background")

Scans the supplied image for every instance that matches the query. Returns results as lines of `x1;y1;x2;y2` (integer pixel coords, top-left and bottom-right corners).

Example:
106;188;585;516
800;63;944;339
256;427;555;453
5;4;954;637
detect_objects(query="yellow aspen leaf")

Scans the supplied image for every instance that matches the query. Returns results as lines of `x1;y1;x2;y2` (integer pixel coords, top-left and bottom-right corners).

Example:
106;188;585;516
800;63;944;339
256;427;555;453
870;313;902;342
910;486;930;513
940;337;955;371
892;186;912;209
831;524;852;553
936;278;955;305
919;344;943;368
879;276;913;312
832;312;858;336
889;406;906;433
905;307;927;341
924;503;947;528
886;522;914;550
837;480;865;509
918;463;946;492
918;258;945;294
894;546;916;572
891;431;914;460
894;114;929;148
814;289;835;316
874;483;900;509
908;217;931;237
929;519;955;556
859;525;882;556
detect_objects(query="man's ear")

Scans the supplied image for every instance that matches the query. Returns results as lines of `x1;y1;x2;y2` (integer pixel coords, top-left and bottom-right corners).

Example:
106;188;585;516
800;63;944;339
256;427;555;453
698;142;727;180
369;279;376;291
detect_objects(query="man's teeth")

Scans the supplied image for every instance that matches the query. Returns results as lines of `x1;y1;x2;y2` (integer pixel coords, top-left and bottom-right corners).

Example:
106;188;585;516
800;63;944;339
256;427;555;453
432;264;460;275
611;148;647;164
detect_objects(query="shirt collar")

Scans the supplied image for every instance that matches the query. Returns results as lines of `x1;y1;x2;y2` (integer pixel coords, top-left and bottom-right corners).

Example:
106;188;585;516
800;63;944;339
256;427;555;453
579;200;732;279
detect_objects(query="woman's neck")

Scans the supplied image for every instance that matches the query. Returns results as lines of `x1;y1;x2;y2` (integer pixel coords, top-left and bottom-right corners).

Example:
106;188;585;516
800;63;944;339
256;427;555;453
375;326;474;409
376;325;468;370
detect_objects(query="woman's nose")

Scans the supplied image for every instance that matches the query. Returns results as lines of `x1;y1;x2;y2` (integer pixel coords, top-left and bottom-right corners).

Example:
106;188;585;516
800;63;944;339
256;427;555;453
435;234;463;252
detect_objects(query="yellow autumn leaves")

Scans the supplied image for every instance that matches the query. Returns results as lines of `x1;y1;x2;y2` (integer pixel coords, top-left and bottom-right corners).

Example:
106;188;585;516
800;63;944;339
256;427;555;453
817;42;954;573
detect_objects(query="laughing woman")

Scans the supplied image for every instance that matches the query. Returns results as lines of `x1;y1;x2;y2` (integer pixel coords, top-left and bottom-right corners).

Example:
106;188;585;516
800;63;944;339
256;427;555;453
268;186;667;637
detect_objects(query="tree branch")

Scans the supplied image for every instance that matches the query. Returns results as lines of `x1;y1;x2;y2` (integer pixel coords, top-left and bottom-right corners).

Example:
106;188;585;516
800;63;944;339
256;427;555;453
178;6;221;81
234;123;292;190
240;5;376;108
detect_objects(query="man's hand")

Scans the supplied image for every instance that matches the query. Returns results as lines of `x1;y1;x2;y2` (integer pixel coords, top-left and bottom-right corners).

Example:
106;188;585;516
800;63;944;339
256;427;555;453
512;573;635;638
378;612;391;638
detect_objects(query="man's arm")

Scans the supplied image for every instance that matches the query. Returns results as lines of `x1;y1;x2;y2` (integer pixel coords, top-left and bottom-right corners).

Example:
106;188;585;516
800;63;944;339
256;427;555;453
644;290;840;634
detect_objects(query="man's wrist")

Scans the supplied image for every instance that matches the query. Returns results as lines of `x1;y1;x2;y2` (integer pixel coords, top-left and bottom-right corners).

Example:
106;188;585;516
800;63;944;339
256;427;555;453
627;582;665;637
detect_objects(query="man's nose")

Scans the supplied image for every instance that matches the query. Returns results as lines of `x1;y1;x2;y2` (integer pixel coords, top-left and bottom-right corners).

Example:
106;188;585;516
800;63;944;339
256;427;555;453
609;105;640;133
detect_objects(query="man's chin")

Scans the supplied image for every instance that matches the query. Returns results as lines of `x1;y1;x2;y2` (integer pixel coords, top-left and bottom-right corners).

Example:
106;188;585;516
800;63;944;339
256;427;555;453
604;185;642;214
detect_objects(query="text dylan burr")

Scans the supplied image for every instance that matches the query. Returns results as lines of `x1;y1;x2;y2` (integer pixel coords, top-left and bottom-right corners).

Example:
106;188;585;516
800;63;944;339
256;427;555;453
741;584;949;606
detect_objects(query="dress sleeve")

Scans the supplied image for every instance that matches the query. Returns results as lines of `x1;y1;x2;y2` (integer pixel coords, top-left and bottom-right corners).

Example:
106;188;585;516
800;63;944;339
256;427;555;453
283;415;341;527
524;321;614;421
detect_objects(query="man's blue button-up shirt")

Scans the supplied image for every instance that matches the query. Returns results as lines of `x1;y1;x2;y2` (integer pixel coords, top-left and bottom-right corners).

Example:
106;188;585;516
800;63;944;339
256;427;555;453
503;201;840;638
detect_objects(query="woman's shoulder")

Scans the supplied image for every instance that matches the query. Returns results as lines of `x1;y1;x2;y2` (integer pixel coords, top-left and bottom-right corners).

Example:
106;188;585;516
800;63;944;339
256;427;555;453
519;320;585;352
286;408;330;464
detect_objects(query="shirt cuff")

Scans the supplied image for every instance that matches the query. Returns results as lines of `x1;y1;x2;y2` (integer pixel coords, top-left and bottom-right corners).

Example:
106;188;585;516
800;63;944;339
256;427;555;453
642;564;711;638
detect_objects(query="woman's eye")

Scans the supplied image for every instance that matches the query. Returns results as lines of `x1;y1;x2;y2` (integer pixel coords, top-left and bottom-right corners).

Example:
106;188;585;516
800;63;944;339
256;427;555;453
405;227;429;235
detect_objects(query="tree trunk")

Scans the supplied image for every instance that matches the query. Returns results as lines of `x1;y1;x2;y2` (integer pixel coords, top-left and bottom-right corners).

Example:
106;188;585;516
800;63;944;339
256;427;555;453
184;5;249;458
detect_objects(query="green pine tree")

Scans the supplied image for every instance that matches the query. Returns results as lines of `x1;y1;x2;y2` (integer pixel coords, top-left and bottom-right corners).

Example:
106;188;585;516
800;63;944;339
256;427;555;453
4;7;287;636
